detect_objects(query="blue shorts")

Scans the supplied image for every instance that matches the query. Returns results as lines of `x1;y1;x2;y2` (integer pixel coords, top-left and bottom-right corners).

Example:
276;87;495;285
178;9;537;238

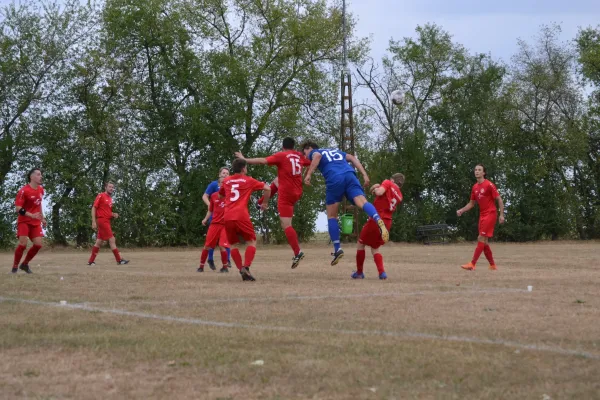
325;172;365;205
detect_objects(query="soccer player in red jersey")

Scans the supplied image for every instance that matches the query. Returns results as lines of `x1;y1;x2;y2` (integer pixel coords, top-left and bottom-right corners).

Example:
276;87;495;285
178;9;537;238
457;164;505;271
12;168;47;273
235;137;311;268
353;173;405;280
87;182;129;266
200;176;230;273
219;158;271;281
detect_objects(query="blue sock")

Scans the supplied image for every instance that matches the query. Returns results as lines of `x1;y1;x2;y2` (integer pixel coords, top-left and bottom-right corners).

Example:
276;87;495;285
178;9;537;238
208;248;214;261
226;247;231;262
328;218;341;252
362;202;381;222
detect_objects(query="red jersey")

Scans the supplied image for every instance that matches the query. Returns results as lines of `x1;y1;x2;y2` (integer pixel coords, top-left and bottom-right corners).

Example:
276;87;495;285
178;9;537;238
219;174;266;221
373;180;403;220
93;192;114;219
15;184;44;225
265;150;310;196
470;179;500;215
209;192;226;224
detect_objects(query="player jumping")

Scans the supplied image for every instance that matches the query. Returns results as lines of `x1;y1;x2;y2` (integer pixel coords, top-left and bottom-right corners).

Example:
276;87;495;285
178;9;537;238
235;137;310;269
219;159;271;281
302;141;389;266
353;173;405;280
88;181;130;266
457;164;505;271
12;168;47;274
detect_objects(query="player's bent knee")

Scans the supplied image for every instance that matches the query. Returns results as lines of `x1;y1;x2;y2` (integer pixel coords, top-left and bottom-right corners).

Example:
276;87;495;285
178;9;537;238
353;195;367;207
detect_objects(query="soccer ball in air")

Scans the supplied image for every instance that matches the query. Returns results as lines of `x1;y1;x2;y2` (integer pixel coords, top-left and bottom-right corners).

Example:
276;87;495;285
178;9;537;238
390;90;405;107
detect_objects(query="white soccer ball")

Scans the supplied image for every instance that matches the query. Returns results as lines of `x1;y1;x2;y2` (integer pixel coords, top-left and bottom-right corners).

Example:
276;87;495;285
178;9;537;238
390;90;405;106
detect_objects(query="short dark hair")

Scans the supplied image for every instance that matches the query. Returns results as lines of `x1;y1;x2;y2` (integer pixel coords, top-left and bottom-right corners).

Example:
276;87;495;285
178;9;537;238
232;158;247;173
282;137;295;150
301;141;319;151
27;168;41;183
391;173;405;187
475;164;487;178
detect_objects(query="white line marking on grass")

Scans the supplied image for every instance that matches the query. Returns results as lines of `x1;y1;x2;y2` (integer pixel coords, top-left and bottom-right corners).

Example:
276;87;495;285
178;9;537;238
1;296;598;360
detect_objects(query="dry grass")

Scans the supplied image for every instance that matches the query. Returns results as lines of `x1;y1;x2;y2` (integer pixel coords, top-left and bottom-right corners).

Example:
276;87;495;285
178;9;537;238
1;242;599;399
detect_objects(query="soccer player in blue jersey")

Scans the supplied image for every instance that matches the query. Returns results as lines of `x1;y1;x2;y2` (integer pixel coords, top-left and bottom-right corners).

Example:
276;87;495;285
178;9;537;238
302;141;389;265
202;167;230;269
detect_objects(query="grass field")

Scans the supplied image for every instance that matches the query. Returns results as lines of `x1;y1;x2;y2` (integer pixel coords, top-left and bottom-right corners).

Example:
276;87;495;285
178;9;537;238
1;242;599;399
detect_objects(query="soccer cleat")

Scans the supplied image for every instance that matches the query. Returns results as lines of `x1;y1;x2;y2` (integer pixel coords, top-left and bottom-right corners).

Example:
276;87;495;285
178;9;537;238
118;259;129;265
379;272;388;280
11;267;18;274
19;264;32;274
377;219;389;243
489;264;498;271
197;267;204;272
330;249;344;266
351;271;365;279
291;251;305;269
461;262;476;271
207;259;216;271
219;267;229;273
87;262;96;266
240;267;256;281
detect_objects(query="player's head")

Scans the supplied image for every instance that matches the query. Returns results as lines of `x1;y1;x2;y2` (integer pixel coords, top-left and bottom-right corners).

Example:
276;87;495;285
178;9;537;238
301;140;319;157
282;137;295;150
232;158;247;175
27;168;42;185
474;164;486;179
218;167;230;180
105;181;115;195
391;173;405;188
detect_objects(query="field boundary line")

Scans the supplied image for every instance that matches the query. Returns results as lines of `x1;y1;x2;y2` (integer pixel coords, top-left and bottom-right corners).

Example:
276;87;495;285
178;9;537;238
1;295;598;360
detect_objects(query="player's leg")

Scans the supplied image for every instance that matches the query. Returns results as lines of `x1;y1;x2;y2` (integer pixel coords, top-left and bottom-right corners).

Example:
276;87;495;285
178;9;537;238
225;221;244;271
353;240;366;279
462;215;495;271
21;233;43;272
217;228;230;272
481;216;497;270
462;236;486;271
108;236;129;265
348;174;388;243
326;202;345;265
371;247;387;280
12;224;29;273
278;196;304;268
88;238;103;266
239;220;257;281
258;177;279;207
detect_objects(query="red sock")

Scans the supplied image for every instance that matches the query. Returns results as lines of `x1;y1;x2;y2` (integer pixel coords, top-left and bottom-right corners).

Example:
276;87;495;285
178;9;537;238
471;242;485;265
244;246;257;267
356;249;366;273
483;244;495;265
88;246;100;263
373;253;385;274
23;244;42;264
112;248;121;263
258;182;279;206
231;248;243;270
284;226;301;255
220;250;228;267
13;245;27;268
200;249;209;267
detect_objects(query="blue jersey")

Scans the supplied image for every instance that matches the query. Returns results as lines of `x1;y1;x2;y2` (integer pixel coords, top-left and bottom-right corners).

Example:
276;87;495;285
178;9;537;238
308;148;354;183
204;180;219;196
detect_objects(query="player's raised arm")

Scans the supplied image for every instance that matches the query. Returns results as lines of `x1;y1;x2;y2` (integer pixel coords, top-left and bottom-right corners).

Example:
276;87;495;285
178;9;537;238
304;152;321;186
457;200;476;216
234;151;269;165
345;154;370;188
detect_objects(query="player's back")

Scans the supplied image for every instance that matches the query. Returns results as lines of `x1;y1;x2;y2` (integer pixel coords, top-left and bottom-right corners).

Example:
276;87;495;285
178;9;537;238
373;180;403;220
310;148;354;182
220;174;265;221
267;150;309;194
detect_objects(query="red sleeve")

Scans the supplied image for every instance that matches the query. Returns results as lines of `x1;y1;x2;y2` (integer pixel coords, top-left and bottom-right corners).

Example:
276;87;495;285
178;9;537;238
266;154;279;166
490;182;500;198
300;157;311;166
382;180;392;191
93;194;102;208
219;186;225;197
15;188;25;207
252;178;266;191
470;186;476;201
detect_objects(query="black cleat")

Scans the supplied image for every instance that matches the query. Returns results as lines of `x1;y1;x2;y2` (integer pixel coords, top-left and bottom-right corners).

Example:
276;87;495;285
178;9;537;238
291;251;305;269
330;249;344;266
240;267;255;281
117;259;129;265
19;264;32;274
219;267;229;273
197;267;204;272
87;262;96;266
11;267;18;274
207;259;216;271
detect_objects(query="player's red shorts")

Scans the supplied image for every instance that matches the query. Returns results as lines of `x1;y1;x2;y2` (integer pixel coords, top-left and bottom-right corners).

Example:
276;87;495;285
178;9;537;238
478;213;497;238
97;218;114;241
358;218;392;249
225;219;256;245
17;223;43;240
205;223;230;249
277;192;302;218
